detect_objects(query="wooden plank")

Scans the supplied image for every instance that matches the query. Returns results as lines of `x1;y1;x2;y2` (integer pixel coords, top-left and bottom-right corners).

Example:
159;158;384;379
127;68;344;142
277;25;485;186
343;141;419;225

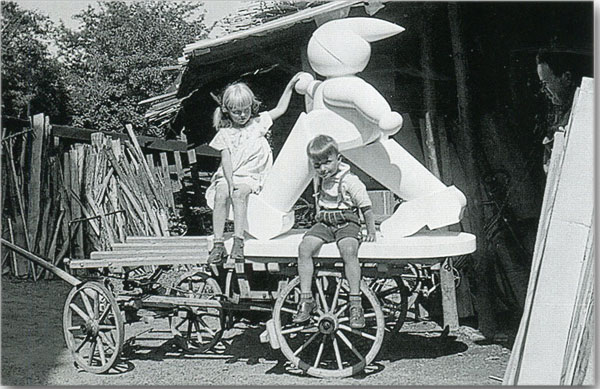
159;152;175;209
140;295;222;309
112;242;209;250
513;80;593;384
504;128;567;384
126;236;209;243
70;148;84;258
53;124;187;152
7;218;19;277
68;255;210;269
186;148;197;165
91;249;209;259
1;239;81;286
560;225;594;385
173;151;184;179
27;114;45;249
439;257;459;330
437;118;453;185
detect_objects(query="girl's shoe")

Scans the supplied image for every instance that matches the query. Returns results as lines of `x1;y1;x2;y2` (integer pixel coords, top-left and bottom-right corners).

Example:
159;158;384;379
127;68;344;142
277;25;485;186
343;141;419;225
230;236;245;261
208;242;228;264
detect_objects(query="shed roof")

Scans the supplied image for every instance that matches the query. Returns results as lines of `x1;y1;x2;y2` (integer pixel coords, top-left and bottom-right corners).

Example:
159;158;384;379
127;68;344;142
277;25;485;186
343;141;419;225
142;0;378;133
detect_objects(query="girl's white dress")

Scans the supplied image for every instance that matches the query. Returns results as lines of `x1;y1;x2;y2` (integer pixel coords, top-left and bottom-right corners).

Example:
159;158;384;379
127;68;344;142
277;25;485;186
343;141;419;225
205;112;273;209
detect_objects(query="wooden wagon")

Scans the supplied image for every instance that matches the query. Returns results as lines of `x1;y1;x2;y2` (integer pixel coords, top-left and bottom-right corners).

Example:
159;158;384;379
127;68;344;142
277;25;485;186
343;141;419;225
2;229;474;378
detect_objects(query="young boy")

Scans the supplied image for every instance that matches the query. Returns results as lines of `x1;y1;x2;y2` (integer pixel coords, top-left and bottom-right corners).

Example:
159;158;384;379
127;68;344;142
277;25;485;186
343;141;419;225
293;135;377;329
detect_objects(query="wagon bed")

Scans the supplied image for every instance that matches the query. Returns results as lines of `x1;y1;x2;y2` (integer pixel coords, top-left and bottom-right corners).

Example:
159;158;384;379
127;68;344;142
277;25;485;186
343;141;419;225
69;229;475;329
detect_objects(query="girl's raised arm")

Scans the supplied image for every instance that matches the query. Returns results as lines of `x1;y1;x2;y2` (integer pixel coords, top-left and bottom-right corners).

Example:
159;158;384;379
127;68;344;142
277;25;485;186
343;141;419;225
267;72;302;121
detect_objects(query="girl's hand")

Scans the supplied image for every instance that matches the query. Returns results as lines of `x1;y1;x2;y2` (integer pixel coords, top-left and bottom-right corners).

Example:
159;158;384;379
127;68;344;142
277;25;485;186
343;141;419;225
287;72;304;89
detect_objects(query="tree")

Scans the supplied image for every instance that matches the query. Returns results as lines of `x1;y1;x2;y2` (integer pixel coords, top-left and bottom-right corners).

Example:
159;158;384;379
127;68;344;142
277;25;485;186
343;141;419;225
56;1;209;134
1;1;71;122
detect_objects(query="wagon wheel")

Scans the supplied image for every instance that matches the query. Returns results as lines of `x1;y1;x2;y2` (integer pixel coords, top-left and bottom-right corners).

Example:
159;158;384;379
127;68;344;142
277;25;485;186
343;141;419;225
367;277;409;335
169;271;225;353
63;281;124;374
273;272;385;378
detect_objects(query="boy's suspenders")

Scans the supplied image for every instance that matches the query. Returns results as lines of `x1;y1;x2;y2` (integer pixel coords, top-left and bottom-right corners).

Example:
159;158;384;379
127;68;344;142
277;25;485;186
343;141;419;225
312;175;321;213
313;170;353;211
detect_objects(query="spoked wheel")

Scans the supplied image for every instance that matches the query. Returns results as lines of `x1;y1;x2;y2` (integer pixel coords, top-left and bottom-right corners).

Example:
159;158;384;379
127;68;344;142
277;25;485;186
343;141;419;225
63;281;124;374
169;271;224;353
367;277;409;335
273;272;385;378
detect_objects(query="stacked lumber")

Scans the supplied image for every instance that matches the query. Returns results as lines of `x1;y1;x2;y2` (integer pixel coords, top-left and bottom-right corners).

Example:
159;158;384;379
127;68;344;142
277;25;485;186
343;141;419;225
66;127;174;255
1;114;63;279
2;116;179;279
503;77;594;385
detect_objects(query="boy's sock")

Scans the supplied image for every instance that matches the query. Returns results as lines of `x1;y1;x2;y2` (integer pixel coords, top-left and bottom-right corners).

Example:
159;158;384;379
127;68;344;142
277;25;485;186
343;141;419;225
300;292;314;302
349;294;362;304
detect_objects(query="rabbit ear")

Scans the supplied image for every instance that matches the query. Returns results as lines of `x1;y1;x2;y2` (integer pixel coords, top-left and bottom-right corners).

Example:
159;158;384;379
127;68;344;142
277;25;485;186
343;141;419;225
315;17;404;42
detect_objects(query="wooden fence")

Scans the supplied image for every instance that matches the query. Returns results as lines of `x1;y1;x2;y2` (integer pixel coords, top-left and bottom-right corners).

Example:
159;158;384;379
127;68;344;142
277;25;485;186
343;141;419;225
1;114;216;280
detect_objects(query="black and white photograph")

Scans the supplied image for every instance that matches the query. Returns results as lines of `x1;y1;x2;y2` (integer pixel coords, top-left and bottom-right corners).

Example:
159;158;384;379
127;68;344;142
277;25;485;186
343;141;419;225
0;0;594;385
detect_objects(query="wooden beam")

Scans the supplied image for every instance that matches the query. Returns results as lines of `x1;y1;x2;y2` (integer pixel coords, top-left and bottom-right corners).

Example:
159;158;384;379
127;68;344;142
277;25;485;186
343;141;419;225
1;239;81;286
439;257;459;330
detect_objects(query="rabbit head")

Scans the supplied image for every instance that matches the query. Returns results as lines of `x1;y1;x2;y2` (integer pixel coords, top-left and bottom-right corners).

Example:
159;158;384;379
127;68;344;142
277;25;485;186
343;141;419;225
307;17;404;77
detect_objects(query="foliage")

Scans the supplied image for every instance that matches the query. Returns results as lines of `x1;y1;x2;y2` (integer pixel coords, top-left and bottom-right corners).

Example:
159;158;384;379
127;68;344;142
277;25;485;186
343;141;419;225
1;2;71;122
56;1;208;134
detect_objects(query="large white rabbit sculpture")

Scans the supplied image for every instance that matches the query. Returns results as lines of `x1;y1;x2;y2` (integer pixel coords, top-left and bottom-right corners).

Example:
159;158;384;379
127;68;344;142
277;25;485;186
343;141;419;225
245;17;466;240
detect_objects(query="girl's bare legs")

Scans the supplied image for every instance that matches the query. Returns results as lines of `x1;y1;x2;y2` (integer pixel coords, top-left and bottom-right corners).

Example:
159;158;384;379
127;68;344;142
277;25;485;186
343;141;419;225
231;184;252;238
212;182;229;240
208;182;230;264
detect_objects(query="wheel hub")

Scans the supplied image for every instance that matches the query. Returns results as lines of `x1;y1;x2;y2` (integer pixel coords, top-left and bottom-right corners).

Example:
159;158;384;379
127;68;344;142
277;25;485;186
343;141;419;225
317;314;337;335
84;320;99;337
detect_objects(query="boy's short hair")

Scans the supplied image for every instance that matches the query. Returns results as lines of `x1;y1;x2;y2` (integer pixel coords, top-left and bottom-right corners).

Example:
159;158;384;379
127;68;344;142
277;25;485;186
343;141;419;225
307;135;339;161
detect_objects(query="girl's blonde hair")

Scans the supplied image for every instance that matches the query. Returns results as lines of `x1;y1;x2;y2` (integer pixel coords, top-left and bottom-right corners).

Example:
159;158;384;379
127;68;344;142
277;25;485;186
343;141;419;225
212;82;261;129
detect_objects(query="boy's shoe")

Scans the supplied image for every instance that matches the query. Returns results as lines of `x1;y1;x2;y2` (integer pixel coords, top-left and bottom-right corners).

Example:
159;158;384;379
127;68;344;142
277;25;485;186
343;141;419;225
349;305;366;329
292;299;317;323
230;236;245;261
208;242;227;264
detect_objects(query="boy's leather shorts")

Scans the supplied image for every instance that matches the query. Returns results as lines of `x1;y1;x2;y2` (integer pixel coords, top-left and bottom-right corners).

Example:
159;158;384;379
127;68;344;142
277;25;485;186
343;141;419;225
305;209;362;243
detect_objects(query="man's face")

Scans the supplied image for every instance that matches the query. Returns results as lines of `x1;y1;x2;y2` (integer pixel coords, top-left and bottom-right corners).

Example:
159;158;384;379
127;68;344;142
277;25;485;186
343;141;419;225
537;63;572;106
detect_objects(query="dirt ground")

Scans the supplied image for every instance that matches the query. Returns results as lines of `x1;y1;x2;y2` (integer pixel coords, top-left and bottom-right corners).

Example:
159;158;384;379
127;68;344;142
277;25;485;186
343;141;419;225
1;278;512;386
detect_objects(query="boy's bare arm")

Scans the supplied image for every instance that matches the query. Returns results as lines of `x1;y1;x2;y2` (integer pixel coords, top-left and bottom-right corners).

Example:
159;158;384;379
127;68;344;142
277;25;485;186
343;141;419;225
361;207;377;242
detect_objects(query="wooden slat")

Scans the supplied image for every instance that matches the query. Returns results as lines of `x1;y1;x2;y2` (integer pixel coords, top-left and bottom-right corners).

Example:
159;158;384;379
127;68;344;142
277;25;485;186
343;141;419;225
112;242;208;250
126;236;210;243
141;295;222;309
90;249;209;259
1;239;81;286
27;114;45;248
439;257;459;330
159;152;176;208
173;151;184;179
68;255;210;269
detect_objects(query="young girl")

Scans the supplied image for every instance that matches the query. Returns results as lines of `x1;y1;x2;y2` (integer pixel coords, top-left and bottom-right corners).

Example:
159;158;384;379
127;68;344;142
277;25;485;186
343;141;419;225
206;74;302;264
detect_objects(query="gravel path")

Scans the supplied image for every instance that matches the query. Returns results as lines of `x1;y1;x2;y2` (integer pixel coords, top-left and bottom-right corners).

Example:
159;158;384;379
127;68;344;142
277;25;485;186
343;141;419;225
1;278;510;386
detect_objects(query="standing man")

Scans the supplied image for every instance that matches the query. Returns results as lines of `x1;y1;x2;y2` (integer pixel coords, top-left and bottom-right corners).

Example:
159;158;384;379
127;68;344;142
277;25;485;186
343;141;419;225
535;49;591;173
